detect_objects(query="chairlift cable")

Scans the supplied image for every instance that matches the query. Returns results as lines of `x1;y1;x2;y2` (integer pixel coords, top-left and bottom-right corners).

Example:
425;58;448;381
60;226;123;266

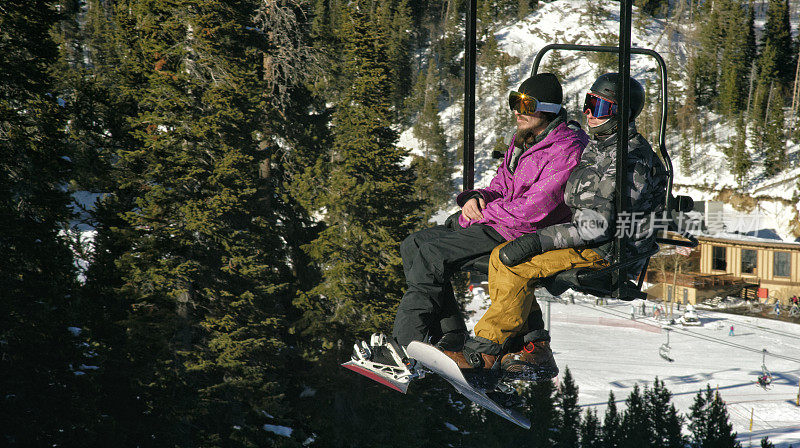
567;300;800;364
728;320;800;340
674;326;800;364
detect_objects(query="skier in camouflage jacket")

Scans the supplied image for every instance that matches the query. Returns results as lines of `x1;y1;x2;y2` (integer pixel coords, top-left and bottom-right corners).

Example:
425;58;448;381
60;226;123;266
443;74;668;382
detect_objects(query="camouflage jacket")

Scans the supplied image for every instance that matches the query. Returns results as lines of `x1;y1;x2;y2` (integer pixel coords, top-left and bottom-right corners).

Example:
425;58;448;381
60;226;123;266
536;123;667;268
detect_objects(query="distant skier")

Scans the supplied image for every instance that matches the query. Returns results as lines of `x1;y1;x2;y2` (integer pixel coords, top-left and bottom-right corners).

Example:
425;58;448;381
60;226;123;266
729;325;735;336
438;73;667;382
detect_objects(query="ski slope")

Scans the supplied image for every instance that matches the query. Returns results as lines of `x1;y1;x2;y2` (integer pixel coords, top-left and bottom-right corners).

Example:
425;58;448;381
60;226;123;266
465;289;800;447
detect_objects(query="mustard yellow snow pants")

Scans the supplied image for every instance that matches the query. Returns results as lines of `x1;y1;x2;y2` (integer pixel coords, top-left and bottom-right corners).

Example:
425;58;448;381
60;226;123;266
473;242;608;346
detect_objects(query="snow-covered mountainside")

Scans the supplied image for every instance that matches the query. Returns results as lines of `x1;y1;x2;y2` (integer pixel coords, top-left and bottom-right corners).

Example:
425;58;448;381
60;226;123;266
399;0;800;240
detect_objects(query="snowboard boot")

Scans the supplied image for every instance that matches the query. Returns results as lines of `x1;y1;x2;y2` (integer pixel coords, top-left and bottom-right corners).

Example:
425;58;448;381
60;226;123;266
438;333;501;389
500;340;559;382
434;330;468;351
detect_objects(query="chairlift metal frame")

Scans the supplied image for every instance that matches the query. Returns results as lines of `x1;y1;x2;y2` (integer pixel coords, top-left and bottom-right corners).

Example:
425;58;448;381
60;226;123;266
757;348;773;389
461;0;697;300
659;328;674;362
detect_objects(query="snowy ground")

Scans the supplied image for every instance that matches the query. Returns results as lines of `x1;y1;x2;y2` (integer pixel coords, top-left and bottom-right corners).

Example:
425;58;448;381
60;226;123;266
465;288;800;447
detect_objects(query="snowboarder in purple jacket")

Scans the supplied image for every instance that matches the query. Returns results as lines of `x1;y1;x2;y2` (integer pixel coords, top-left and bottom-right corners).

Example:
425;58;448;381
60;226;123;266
390;73;588;352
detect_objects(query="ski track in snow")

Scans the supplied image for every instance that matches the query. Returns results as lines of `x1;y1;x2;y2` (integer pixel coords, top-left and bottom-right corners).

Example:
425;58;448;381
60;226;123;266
465;288;800;447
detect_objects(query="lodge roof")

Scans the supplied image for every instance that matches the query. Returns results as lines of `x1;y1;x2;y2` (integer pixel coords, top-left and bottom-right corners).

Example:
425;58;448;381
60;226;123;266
697;234;800;251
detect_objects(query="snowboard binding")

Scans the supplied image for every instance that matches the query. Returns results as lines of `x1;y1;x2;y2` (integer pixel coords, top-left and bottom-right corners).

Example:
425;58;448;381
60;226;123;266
342;333;424;393
486;382;523;408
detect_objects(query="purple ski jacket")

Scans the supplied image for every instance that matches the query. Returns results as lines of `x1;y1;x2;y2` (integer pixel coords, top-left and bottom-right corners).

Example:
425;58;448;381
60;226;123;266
456;122;587;240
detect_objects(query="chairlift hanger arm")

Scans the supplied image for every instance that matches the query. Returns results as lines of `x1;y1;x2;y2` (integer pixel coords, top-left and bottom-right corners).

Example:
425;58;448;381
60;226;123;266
530;43;672;204
463;0;477;191
460;0;695;301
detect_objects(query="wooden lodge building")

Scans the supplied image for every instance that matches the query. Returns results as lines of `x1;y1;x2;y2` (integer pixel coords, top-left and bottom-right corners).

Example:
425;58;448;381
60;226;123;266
646;235;800;306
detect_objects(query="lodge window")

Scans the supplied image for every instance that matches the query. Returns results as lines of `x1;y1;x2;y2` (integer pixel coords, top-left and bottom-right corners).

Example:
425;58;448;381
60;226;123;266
774;252;791;278
712;246;727;271
741;249;757;275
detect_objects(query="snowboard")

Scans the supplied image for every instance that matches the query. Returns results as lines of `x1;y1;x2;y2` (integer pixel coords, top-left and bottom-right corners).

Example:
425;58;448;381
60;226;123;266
341;358;414;394
406;341;531;429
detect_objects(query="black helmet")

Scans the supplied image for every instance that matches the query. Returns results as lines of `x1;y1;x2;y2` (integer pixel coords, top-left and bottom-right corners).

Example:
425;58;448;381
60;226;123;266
586;73;645;135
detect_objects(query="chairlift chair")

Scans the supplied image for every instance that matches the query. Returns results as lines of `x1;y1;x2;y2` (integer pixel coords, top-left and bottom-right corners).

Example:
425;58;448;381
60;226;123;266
459;40;699;301
659;328;674;362
757;348;773;390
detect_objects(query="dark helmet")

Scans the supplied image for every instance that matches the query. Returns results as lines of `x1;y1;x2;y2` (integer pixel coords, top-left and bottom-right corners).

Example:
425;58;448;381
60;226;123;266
587;73;645;135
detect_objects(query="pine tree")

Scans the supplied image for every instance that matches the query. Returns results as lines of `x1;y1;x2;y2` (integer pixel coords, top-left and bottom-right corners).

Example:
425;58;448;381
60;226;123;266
62;1;320;445
619;384;650;448
580;409;603;448
688;2;721;107
762;84;787;177
635;0;667;17
758;0;793;86
0;0;90;444
376;0;414;119
717;0;754;117
744;4;757;87
688;386;741;448
542;46;569;81
55;0;174;442
750;0;792;174
412;57;455;223
761;437;775;448
602;391;622;448
555;368;581;448
526;378;558;447
518;0;533;20
438;0;464;102
297;0;421;340
589;31;619;78
679;133;693;175
645;378;685;448
722;114;752;188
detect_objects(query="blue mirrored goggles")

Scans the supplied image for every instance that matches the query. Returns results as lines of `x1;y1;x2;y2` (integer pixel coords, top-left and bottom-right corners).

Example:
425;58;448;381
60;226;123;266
583;93;618;119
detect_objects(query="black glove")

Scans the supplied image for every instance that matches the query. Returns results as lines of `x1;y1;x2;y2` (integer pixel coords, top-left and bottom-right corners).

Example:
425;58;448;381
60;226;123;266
444;211;464;230
499;233;543;267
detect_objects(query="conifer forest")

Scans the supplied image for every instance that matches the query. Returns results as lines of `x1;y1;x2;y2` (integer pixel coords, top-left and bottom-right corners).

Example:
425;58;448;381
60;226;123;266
2;0;799;446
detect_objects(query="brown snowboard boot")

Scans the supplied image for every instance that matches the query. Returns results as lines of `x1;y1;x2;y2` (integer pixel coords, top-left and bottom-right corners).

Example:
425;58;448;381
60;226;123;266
437;334;502;388
441;348;498;371
435;331;498;371
500;340;559;382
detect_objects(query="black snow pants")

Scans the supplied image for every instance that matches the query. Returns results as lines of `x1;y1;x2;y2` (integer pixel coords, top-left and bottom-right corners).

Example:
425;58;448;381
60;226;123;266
391;223;505;347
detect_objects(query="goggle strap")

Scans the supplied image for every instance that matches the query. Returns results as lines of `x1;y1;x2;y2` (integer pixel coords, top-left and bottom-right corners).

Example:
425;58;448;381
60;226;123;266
536;102;561;114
